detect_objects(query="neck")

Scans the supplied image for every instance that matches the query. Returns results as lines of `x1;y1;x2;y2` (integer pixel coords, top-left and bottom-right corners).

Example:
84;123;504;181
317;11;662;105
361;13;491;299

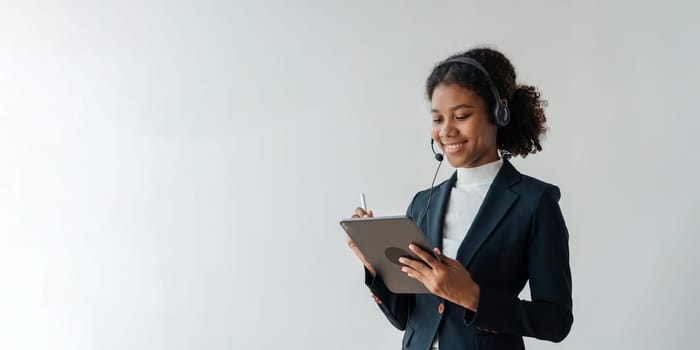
455;158;503;187
464;150;500;168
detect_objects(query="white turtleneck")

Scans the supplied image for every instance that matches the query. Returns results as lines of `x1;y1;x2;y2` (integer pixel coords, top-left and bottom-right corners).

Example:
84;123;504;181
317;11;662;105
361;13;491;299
431;158;503;350
442;158;503;259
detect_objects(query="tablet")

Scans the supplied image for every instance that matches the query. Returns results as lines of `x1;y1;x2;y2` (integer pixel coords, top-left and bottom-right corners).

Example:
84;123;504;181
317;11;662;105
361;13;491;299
340;215;438;294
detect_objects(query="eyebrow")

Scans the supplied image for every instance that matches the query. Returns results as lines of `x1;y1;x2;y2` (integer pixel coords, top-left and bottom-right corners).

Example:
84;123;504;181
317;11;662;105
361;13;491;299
430;104;474;113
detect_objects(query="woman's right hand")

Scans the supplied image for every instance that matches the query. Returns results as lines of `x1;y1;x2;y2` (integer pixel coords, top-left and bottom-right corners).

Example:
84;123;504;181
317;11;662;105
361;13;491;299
347;207;377;278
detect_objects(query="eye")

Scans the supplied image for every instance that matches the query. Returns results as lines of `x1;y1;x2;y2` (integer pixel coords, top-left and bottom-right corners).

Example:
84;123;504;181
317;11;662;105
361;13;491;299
431;116;442;123
456;114;471;120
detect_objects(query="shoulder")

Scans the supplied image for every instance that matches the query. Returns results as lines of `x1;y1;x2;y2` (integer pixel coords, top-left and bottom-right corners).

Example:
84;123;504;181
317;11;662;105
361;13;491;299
510;171;563;220
405;175;454;217
494;159;561;202
517;173;561;200
507;167;567;229
410;177;452;205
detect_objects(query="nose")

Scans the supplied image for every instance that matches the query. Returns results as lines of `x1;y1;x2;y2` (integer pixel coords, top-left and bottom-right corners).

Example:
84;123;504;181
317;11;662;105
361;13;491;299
439;118;458;139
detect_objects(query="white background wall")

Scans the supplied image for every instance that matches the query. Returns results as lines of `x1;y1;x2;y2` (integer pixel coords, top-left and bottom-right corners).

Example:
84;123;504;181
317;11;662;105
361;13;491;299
1;0;699;349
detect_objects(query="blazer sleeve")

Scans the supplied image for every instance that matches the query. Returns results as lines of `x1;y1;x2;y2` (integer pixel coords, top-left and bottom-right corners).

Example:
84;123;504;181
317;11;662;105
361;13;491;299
362;194;420;331
364;268;413;330
463;185;574;342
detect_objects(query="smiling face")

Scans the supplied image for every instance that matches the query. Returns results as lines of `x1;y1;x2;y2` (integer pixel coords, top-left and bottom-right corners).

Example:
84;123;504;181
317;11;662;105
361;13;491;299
430;83;499;168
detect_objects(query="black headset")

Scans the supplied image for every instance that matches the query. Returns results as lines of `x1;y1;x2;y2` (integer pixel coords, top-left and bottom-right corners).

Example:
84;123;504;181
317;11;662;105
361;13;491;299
440;57;510;128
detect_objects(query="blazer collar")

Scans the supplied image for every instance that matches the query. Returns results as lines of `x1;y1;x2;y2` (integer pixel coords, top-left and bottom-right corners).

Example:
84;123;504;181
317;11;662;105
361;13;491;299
426;158;521;266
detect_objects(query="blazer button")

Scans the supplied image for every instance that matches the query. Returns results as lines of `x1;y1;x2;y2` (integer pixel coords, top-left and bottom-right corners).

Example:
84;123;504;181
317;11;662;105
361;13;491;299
438;303;445;314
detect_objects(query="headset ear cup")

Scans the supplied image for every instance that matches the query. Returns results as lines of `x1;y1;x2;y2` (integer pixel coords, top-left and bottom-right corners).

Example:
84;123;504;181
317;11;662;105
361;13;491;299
441;57;510;127
494;102;510;127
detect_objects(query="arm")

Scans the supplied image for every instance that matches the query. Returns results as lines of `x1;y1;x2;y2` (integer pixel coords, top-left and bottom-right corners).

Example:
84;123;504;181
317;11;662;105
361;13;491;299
362;193;422;330
364;267;414;330
463;185;573;342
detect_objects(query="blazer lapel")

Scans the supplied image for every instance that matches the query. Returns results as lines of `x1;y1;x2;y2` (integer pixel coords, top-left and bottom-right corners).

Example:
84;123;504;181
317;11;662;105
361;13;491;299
424;172;457;251
456;159;521;267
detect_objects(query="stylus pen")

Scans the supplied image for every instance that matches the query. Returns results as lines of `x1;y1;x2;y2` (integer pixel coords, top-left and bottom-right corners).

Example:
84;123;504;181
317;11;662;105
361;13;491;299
360;193;367;212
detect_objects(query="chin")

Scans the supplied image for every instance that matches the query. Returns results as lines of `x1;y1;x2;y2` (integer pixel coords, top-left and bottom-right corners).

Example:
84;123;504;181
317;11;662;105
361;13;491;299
448;155;483;168
446;157;469;168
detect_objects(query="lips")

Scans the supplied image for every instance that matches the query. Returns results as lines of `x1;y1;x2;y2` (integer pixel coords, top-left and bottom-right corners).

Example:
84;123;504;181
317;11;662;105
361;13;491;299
443;141;466;154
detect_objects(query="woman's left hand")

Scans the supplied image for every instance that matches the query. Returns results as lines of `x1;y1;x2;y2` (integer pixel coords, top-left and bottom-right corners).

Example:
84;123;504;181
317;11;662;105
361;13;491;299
399;244;480;312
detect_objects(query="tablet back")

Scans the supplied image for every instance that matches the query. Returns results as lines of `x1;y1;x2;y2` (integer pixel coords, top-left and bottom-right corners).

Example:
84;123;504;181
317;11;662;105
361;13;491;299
340;215;437;294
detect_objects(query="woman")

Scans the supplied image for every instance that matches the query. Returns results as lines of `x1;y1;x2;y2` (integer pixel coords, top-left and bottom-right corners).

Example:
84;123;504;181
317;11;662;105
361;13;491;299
347;47;573;350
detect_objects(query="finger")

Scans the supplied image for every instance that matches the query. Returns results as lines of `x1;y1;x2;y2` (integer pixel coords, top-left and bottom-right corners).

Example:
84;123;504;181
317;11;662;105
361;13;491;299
432;247;446;264
401;265;426;282
354;207;367;217
346;238;367;259
432;248;459;266
398;256;429;274
368;210;374;217
442;255;463;268
435;253;454;266
345;234;354;244
409;243;439;269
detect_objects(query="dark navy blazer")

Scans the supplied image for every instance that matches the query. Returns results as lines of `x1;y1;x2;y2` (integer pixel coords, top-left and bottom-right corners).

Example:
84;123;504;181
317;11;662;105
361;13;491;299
364;159;573;350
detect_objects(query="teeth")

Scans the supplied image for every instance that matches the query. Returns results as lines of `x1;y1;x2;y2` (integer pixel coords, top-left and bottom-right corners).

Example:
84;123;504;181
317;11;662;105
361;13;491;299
444;142;464;150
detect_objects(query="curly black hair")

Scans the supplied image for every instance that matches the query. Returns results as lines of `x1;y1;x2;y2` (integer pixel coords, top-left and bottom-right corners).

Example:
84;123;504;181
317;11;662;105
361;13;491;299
425;47;548;159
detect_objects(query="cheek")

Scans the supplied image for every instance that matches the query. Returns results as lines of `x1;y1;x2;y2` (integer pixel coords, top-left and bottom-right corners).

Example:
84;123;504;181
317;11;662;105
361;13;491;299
472;118;496;139
460;120;481;138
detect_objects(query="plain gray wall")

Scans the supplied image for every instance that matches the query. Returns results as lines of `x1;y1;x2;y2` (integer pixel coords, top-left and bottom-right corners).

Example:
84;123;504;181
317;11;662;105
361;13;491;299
1;0;699;349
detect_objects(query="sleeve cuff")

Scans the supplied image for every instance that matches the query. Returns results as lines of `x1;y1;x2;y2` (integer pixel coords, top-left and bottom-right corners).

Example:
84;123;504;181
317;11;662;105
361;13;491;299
464;308;477;325
364;267;393;301
463;285;501;328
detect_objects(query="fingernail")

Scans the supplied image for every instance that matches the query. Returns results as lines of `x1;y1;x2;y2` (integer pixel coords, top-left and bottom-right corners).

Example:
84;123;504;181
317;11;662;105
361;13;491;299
398;257;405;263
409;244;415;250
401;267;408;272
